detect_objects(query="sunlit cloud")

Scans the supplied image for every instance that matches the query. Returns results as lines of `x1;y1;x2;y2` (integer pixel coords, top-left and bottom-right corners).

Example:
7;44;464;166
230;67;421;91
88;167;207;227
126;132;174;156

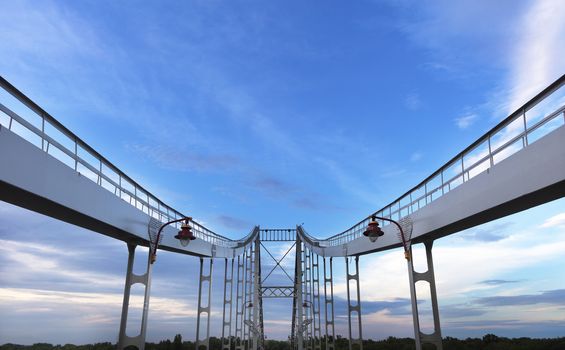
331;222;565;325
480;279;521;286
506;0;565;113
541;212;565;228
0;287;199;343
0;239;124;291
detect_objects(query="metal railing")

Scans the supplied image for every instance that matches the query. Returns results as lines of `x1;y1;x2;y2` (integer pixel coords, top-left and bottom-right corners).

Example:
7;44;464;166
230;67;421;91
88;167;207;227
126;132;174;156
0;76;240;247
2;75;563;249
319;75;565;247
260;228;297;241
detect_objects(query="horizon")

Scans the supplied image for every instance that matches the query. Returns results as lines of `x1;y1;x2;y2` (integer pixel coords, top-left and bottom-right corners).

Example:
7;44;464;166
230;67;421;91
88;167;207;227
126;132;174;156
3;333;565;347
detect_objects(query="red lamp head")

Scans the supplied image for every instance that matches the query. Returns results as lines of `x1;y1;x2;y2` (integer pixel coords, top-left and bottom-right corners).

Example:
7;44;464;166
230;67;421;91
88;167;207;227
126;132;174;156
175;218;196;246
363;217;384;242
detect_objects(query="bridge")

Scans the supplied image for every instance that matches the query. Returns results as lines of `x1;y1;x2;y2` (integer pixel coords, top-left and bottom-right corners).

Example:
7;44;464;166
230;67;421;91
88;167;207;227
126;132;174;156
0;75;564;350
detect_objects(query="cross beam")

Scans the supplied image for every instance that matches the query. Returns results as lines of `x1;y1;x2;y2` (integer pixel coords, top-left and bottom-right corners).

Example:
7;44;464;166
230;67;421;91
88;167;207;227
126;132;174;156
261;286;294;298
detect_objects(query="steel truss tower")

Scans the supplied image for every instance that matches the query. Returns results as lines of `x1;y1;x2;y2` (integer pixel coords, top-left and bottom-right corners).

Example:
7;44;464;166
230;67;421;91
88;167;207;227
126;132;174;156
117;224;444;350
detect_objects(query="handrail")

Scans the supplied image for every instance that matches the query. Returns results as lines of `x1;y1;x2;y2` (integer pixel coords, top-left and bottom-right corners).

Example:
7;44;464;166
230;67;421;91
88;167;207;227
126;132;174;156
296;226;319;247
0;76;242;247
236;226;261;248
317;74;565;246
2;74;564;249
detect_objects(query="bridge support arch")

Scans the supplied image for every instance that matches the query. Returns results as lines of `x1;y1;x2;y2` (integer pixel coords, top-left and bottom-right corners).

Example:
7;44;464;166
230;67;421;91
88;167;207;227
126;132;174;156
323;257;336;350
221;258;234;350
196;258;214;350
117;243;153;350
346;256;363;350
407;240;443;350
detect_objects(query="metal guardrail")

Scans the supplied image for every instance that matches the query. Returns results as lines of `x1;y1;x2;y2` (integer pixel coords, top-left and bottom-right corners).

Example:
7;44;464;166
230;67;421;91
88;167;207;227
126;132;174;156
0;76;241;248
260;228;296;241
1;75;564;249
319;75;565;247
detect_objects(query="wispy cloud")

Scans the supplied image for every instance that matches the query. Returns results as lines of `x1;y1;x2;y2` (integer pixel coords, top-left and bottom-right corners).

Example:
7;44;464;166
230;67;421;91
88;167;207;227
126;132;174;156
505;0;565;113
394;1;529;81
379;168;407;179
455;114;478;129
458;222;513;242
0;1;102;64
216;214;253;230
0;239;124;292
293;197;325;210
441;305;487;318
410;152;423;162
211;186;249;204
0;287;199;343
126;143;239;173
313;157;382;206
476;289;565;307
393;0;564;123
480;279;521;286
348;226;565;303
541;212;565;228
333;297;412;318
404;93;422;110
444;319;565;335
249;175;298;197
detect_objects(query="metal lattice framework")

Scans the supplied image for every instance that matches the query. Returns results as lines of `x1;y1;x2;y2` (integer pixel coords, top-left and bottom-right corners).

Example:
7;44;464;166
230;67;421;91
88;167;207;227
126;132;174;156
261;286;294;298
1;75;564;350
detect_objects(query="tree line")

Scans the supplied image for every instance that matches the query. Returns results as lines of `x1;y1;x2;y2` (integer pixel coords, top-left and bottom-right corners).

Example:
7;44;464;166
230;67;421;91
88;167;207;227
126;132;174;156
2;334;565;350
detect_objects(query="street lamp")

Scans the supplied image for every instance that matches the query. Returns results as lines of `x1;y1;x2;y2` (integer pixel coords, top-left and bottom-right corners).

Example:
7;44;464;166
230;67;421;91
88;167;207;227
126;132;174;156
150;217;196;264
175;218;196;246
244;320;264;350
363;216;384;242
363;215;411;260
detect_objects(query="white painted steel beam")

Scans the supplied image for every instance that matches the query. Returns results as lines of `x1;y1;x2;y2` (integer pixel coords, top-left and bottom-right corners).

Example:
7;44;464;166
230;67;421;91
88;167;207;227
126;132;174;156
300;125;565;257
222;258;234;350
407;241;443;350
117;244;153;350
0;126;258;258
196;258;214;350
1;75;563;258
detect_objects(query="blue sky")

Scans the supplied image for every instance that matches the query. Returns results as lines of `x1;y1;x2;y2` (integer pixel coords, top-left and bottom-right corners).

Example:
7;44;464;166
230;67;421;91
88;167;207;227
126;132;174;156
0;0;564;344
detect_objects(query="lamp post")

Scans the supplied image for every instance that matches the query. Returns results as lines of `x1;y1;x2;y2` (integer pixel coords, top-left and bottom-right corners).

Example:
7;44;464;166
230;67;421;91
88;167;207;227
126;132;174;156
150;217;196;264
299;300;314;348
297;318;312;334
244;320;264;350
244;320;260;335
363;215;411;260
